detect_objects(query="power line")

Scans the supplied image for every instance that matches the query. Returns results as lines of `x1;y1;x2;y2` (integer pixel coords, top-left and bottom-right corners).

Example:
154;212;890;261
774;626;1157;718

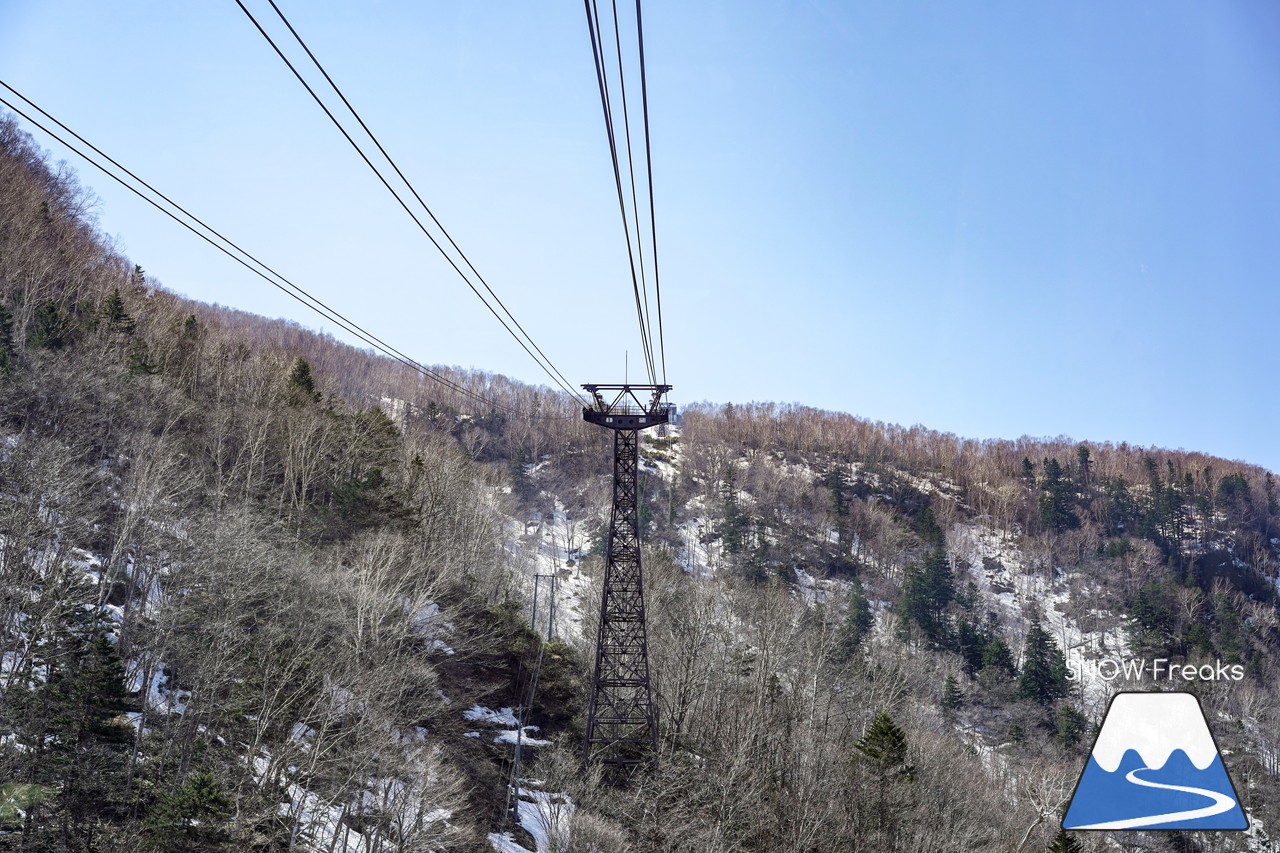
584;0;656;385
605;0;658;383
633;0;666;386
583;0;666;387
260;0;581;402
236;0;589;408
0;84;567;419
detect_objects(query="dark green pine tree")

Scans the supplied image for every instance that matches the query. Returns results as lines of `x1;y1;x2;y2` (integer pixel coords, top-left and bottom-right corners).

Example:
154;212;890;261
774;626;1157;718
720;469;748;558
1075;444;1092;490
855;710;914;848
981;633;1017;680
318;407;410;541
1017;619;1069;706
941;674;962;712
1039;458;1079;532
1021;456;1036;484
1217;472;1253;528
508;447;537;503
824;467;849;520
1158;464;1189;545
286;357;322;403
145;771;233;852
1103;475;1136;535
916;505;945;550
101;287;136;335
855;711;913;780
1213;593;1245;664
1056;705;1088;749
29;300;68;349
836;578;874;659
898;564;926;640
127;338;161;375
27;626;135;847
1129;578;1175;655
900;546;954;645
956;619;988;677
0;300;15;374
1046;828;1082;853
1138;456;1166;541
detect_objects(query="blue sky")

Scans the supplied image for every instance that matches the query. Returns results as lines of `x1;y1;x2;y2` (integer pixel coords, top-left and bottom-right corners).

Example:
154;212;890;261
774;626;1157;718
3;1;1278;472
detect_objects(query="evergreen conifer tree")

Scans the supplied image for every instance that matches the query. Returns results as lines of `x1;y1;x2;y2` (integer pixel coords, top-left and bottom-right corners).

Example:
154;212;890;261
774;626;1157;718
956;619;987;676
1214;593;1245;664
127;338;160;375
101;287;136;335
720;469;748;557
29;300;67;349
941;674;962;712
1139;456;1166;540
836;578;874;659
855;711;913;780
1017;619;1069;706
1075;444;1092;489
1056;705;1087;749
1047;829;1082;853
145;771;232;852
917;506;945;549
18;616;135;848
286;357;322;403
855;711;914;848
1039;458;1079;532
824;467;849;519
981;633;1017;680
900;547;954;645
0;301;14;373
1103;475;1136;534
1129;578;1176;655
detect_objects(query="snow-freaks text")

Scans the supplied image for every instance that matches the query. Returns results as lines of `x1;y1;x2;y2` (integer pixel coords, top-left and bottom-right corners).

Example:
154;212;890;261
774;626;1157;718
1067;658;1245;682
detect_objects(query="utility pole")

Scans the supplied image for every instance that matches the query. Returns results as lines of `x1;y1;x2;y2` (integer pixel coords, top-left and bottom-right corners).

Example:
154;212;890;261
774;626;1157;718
580;383;671;784
532;573;558;639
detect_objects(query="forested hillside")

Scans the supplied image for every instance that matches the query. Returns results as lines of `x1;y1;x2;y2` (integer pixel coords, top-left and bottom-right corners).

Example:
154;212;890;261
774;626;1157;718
3;113;1279;853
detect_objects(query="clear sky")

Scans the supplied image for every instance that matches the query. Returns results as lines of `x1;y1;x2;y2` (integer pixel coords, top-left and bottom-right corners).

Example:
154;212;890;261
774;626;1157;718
3;1;1278;472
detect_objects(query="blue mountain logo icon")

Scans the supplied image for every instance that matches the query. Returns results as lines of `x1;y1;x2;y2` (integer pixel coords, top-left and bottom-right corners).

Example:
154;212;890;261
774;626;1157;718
1063;692;1248;830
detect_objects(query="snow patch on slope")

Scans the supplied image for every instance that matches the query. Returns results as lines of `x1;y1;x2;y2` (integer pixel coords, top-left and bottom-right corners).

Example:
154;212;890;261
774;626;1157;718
950;523;1132;708
505;504;593;642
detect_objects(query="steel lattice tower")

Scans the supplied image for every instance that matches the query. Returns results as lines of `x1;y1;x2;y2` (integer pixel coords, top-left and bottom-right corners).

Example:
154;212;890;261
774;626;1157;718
581;384;672;784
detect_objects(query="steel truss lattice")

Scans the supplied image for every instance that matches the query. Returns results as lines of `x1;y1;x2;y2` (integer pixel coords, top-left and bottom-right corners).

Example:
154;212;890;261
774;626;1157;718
581;384;670;784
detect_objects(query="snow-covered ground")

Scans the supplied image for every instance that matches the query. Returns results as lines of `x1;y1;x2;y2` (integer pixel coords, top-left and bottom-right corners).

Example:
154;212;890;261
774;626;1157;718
675;507;719;577
463;705;572;853
793;566;853;605
505;503;595;644
950;523;1132;710
250;749;455;853
488;788;575;853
